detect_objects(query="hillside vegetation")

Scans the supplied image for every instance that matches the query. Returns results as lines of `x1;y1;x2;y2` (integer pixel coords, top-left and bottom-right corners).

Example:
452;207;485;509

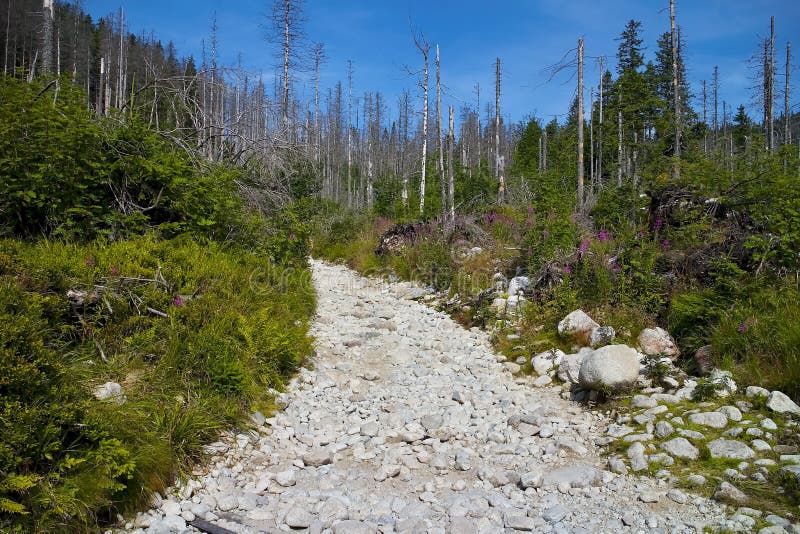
0;77;314;532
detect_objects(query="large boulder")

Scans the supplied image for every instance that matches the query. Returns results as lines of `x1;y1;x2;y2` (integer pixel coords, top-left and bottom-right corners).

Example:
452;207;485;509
638;327;680;360
557;310;600;345
578;345;640;391
766;391;800;416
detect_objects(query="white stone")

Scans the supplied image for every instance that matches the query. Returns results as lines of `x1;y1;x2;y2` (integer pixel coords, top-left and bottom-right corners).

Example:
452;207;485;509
688;412;729;429
660;438;699;460
637;327;680;359
766;391;800;415
557;310;600;341
578;345;640;390
557;351;586;384
275;469;298;487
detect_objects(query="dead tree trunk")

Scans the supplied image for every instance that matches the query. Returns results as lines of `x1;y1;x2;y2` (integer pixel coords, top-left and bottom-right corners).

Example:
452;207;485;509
713;66;719;148
448;105;455;221
617;93;623;186
784;41;791;146
282;0;291;131
598;56;604;185
495;58;505;203
436;45;446;218
670;0;681;179
577;38;585;211
702;79;708;155
769;16;775;153
590;87;595;197
41;0;54;75
475;83;481;171
3;0;10;74
313;43;325;163
415;34;430;216
347;60;353;209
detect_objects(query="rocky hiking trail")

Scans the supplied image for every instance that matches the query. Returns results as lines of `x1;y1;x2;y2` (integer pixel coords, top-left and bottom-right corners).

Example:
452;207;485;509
127;260;733;534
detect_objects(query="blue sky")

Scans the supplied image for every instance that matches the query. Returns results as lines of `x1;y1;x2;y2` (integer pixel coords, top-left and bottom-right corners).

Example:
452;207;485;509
82;0;799;126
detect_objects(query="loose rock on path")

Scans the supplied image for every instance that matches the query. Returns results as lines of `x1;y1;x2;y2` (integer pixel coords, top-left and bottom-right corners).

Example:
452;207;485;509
127;260;729;533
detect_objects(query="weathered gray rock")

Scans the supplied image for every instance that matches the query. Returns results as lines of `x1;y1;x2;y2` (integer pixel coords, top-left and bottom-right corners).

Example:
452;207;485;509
276;469;298;487
713;482;749;505
761;418;778;430
638;491;660;503
654;421;674;438
717;405;743;422
627;442;649;472
532;349;565;375
455;450;471;471
608;457;628;475
520;470;542;489
542;504;568;523
533;374;552;387
160;515;186;532
766;391;800;415
217;494;238;512
688;411;728;429
589;326;616;347
557;310;600;342
745;386;770;398
709;369;738;396
660;438;699;460
557;351;586;384
448;516;477;534
638;327;680;359
302;448;332;467
285;507;314;529
504;513;536;531
578;345;640;390
332;520;377;534
631;395;657;409
541;465;600;488
668;489;688;504
707;439;756;460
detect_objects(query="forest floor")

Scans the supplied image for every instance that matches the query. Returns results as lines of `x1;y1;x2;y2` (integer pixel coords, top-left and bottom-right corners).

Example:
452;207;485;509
125;260;742;534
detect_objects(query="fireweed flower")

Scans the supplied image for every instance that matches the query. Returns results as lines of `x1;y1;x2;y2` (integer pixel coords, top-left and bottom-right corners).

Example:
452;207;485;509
598;231;609;241
173;296;184;307
662;239;670;250
737;324;747;333
564;266;572;274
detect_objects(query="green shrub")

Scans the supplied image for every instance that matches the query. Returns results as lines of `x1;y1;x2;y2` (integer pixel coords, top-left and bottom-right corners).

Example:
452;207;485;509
0;236;314;531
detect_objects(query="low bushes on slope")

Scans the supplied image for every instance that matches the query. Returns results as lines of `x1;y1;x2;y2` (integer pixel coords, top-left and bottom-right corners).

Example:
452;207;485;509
0;236;314;531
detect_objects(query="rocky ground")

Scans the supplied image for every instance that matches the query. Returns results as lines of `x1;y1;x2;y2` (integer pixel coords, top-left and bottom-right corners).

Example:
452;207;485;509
123;261;796;534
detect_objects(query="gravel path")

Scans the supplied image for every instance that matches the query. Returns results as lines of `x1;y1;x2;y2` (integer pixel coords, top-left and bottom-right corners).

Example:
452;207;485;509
129;260;727;534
